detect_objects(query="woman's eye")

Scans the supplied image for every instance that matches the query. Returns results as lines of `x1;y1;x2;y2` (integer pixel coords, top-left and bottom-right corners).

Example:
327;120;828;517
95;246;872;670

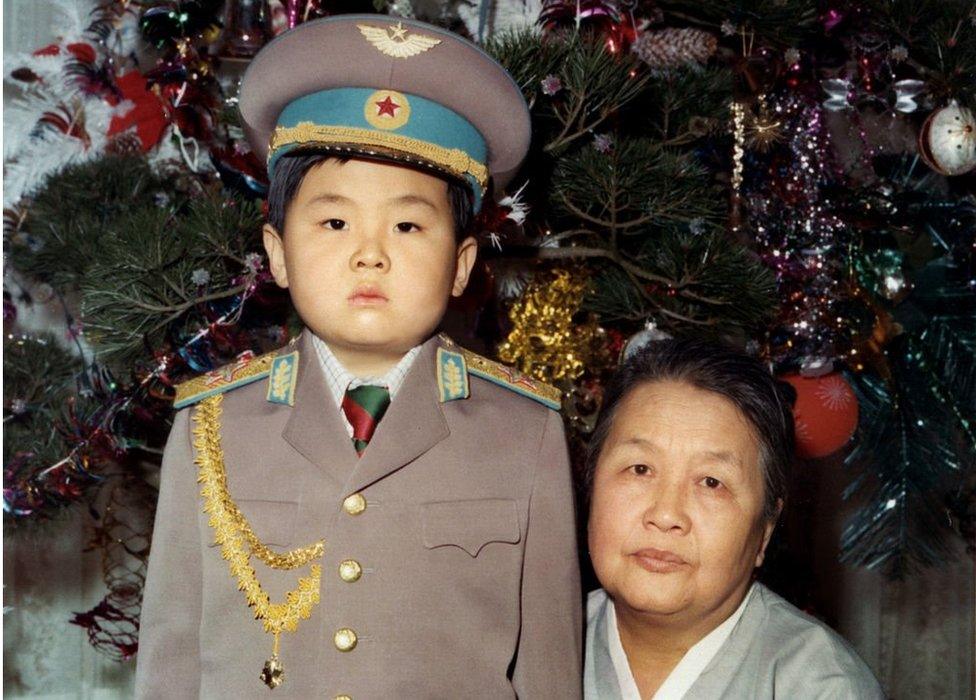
630;464;650;476
702;476;723;489
322;219;346;231
395;222;420;233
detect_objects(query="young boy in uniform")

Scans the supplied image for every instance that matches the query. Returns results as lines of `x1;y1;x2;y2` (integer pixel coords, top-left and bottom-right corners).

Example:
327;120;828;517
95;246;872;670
135;14;582;699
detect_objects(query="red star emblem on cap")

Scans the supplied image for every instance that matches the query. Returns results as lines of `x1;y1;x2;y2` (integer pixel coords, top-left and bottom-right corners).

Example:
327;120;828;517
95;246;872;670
375;95;400;118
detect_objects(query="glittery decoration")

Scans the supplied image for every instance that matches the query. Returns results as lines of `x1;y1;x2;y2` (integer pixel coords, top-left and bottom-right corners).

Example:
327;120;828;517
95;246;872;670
746;96;850;365
497;268;610;384
730;101;746;228
191;268;211;286
541;74;563;96
592;133;613;153
746;95;784;152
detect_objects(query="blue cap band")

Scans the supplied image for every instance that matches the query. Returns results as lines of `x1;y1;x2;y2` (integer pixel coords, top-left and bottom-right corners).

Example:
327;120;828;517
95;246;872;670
268;87;488;212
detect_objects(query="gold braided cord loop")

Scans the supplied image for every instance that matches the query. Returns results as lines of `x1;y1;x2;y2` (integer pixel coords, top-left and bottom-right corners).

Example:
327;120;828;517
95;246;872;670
270;122;489;190
193;394;324;635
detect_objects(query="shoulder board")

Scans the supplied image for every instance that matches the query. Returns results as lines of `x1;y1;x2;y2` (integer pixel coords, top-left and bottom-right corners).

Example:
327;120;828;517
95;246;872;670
459;348;562;410
174;350;280;409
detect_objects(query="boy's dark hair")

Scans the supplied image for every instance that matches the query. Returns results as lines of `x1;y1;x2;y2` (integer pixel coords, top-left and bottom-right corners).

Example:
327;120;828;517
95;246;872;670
266;152;475;242
583;337;795;523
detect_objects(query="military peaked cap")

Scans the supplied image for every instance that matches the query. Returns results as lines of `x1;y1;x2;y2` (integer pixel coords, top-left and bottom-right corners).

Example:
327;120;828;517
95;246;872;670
238;14;531;211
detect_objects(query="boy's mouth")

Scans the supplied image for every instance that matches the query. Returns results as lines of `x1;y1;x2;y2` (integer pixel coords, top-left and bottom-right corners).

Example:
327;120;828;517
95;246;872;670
348;285;389;306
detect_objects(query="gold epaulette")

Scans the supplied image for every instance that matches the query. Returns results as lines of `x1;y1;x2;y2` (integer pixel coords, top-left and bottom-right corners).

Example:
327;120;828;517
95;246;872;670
174;351;278;409
435;337;562;410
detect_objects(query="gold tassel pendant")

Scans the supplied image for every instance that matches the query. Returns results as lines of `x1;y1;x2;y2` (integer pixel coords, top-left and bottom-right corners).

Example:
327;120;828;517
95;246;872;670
260;633;285;689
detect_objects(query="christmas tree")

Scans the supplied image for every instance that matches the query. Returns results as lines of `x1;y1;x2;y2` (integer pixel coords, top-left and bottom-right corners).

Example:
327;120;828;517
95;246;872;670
3;0;973;659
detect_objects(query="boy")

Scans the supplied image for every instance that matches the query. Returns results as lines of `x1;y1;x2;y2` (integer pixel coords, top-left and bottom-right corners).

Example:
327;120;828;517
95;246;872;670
135;14;582;699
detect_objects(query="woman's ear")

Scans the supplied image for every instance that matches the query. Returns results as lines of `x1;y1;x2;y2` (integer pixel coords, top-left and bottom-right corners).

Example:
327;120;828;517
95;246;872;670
263;224;289;288
754;498;784;568
451;236;479;297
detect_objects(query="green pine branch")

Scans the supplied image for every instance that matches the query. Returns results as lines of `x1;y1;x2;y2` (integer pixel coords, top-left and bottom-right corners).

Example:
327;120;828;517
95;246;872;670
488;30;649;153
5;156;179;286
656;0;819;47
79;194;263;367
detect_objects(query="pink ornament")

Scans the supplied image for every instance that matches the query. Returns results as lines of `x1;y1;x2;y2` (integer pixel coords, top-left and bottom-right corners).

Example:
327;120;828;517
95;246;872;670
280;0;321;29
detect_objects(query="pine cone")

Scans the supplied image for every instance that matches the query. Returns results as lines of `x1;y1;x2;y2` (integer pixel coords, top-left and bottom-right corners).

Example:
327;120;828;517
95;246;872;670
105;132;144;156
632;27;718;69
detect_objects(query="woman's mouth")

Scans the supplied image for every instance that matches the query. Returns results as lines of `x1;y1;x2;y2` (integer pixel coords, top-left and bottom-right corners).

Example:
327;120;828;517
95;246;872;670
631;547;689;573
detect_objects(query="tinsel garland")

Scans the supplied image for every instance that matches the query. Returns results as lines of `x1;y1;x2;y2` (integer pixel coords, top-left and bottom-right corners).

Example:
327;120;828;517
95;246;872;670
497;268;611;384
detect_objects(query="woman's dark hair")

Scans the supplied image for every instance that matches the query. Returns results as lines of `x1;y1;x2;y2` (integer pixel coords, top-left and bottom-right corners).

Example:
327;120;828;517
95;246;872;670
266;151;475;242
584;337;795;523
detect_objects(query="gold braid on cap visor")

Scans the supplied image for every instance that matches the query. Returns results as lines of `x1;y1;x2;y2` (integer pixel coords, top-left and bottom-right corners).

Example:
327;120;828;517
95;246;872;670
270;122;489;191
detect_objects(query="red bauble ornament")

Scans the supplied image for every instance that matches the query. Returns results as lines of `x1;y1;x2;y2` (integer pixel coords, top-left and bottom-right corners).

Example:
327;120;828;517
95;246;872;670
781;372;859;459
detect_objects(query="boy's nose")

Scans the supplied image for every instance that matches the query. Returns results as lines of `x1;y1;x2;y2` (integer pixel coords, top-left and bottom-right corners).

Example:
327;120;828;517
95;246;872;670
350;240;390;271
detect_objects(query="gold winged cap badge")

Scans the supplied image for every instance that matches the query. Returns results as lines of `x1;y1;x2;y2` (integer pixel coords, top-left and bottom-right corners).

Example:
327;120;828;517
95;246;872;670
357;21;441;58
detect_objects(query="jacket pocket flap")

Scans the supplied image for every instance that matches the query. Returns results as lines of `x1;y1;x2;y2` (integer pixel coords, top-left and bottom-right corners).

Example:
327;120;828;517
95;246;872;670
421;499;521;557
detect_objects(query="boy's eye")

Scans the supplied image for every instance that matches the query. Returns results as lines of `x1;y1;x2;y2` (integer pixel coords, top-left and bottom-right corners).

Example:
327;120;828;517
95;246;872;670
395;222;420;233
629;464;651;476
322;219;346;230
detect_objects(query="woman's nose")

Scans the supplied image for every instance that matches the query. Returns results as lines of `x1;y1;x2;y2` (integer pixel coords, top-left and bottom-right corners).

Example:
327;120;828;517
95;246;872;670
642;483;691;534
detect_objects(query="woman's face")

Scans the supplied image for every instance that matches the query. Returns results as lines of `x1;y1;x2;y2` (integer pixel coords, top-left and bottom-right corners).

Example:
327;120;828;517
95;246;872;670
588;380;776;630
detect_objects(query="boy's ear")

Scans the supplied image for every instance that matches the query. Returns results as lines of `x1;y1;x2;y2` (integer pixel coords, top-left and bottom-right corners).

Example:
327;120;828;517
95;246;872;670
451;236;479;297
262;224;289;289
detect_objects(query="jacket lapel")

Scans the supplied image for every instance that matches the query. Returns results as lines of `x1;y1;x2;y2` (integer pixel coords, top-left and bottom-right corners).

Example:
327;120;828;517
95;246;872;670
344;336;449;496
281;331;360;485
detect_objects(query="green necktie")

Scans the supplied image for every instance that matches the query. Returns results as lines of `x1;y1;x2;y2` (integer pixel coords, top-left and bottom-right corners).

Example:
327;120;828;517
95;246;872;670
341;384;391;455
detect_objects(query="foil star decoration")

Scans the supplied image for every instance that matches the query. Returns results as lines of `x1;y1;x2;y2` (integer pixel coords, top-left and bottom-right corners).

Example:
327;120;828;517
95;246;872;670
541;74;563;96
746;99;784;152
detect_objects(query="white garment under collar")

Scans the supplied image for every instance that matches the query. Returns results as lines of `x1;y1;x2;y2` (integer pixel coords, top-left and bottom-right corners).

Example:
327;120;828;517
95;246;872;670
311;333;421;436
607;584;756;700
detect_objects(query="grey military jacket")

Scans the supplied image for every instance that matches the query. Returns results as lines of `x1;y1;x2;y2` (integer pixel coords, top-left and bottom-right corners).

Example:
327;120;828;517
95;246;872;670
585;583;884;699
136;332;583;698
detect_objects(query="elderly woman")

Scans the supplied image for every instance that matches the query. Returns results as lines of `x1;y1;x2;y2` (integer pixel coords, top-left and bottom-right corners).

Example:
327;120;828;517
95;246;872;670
584;338;883;699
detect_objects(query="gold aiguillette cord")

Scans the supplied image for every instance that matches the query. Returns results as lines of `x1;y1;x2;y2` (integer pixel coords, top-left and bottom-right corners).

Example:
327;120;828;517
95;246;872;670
193;394;325;689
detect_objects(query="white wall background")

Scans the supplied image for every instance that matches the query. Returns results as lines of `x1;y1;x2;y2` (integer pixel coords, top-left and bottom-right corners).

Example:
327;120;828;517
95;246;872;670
4;3;138;696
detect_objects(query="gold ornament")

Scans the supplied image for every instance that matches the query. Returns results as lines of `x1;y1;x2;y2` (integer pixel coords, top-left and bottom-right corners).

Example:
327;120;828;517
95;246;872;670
497;268;609;384
730;101;746;192
730;101;746;230
746;95;783;152
193;395;325;689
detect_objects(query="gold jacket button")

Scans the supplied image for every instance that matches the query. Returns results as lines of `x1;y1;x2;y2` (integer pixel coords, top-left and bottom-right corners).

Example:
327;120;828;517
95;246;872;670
342;493;367;515
334;628;358;652
335;695;352;700
338;559;363;582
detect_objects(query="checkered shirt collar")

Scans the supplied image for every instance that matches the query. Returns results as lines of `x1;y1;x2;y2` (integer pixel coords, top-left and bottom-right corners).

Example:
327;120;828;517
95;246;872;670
311;332;422;411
